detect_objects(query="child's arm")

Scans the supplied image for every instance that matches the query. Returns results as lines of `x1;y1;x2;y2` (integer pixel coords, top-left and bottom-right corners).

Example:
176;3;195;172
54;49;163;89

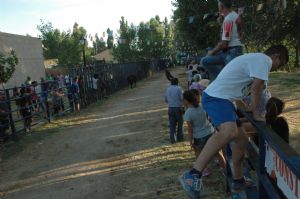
186;121;193;150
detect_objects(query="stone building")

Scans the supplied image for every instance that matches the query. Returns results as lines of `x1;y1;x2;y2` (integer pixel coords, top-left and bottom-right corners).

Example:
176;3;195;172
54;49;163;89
0;32;45;88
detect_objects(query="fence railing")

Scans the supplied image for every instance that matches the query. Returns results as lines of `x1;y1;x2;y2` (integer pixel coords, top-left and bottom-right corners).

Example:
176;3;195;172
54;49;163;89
226;110;300;199
0;61;154;143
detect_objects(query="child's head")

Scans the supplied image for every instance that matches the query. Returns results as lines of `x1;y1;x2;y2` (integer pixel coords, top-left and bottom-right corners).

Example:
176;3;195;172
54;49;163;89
265;97;289;143
266;97;285;116
183;90;199;108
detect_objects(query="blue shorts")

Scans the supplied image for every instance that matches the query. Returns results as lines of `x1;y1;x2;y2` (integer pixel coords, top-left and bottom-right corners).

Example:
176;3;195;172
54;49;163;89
202;92;238;127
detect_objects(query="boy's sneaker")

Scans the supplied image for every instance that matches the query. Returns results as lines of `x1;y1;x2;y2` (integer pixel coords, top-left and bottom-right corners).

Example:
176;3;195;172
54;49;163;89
179;171;203;199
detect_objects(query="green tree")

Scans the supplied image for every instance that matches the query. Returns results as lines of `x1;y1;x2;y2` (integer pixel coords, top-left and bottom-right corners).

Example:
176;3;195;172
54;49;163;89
0;50;19;87
106;28;114;49
93;33;106;54
37;20;87;66
113;17;137;62
172;0;219;51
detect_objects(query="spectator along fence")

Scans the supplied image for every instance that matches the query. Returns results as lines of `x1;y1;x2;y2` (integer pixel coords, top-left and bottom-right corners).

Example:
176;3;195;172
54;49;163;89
0;61;152;143
226;110;300;199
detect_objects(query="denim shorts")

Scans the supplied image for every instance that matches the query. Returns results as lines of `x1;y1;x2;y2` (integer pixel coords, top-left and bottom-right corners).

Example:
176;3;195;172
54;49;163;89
193;134;212;150
202;92;238;127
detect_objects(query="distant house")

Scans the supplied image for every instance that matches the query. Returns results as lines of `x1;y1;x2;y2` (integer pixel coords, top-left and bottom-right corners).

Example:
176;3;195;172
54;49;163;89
0;32;45;88
94;49;117;63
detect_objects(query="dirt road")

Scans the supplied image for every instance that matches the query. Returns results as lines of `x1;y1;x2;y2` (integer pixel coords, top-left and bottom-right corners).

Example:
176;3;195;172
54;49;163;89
0;67;226;199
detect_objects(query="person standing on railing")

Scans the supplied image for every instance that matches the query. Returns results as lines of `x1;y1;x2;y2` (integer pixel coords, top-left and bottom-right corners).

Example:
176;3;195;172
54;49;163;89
200;0;243;82
179;45;289;199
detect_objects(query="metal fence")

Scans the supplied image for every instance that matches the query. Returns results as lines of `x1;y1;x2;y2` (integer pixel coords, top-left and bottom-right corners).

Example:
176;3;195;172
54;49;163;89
0;61;152;143
226;110;300;199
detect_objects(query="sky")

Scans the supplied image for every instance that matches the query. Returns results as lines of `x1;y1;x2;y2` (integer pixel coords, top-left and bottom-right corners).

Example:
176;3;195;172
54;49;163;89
0;0;174;41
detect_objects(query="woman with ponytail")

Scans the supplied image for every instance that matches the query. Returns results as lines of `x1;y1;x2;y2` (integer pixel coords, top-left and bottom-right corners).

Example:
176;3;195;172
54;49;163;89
183;90;226;176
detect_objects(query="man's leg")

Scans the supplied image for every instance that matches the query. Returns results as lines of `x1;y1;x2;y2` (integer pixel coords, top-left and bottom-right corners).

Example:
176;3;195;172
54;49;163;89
200;52;225;82
231;126;248;180
168;108;176;144
224;46;243;65
176;108;184;141
193;122;238;172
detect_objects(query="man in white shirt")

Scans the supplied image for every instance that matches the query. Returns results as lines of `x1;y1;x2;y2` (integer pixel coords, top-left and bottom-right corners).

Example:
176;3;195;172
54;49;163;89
179;45;289;199
201;0;243;81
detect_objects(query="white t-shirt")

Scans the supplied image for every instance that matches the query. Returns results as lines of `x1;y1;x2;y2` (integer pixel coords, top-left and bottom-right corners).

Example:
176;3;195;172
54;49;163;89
205;53;272;101
222;11;242;47
92;78;98;89
183;105;214;139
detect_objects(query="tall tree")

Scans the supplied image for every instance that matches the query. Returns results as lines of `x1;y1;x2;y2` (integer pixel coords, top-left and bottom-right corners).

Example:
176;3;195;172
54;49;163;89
106;28;114;49
37;20;88;66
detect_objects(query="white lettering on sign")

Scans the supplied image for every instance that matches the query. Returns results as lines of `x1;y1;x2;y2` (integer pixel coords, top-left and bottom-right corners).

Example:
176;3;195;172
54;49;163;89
265;142;300;199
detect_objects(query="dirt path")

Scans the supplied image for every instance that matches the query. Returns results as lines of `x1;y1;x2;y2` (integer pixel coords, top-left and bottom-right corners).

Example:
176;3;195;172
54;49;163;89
0;67;227;199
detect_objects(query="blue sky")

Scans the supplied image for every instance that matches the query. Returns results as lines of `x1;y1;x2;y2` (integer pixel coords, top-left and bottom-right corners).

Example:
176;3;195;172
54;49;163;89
0;0;174;39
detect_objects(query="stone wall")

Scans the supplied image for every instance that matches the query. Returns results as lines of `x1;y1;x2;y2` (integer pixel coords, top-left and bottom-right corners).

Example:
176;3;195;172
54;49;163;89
0;32;45;88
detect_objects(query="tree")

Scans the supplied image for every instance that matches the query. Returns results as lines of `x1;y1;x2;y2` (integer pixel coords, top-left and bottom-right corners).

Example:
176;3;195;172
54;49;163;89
172;0;219;51
172;0;300;67
0;50;19;88
113;16;174;62
37;20;87;66
93;33;106;54
106;28;114;49
113;17;137;62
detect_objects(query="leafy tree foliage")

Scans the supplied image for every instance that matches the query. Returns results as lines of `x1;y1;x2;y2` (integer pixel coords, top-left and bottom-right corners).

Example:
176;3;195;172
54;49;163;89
37;20;87;66
113;16;174;62
93;34;106;54
106;28;114;49
0;50;19;86
172;0;300;67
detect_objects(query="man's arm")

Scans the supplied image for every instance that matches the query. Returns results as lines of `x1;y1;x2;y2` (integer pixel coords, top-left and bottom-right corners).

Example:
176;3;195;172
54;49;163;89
251;78;265;121
207;40;229;56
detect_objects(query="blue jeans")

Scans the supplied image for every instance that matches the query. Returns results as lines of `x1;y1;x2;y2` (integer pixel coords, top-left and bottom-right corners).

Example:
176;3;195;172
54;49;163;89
200;46;243;82
168;107;184;143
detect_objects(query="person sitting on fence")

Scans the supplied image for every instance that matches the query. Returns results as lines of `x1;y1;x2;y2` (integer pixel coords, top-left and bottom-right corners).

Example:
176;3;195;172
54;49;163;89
183;90;226;176
0;92;9;143
179;45;289;198
17;87;33;133
200;0;243;82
